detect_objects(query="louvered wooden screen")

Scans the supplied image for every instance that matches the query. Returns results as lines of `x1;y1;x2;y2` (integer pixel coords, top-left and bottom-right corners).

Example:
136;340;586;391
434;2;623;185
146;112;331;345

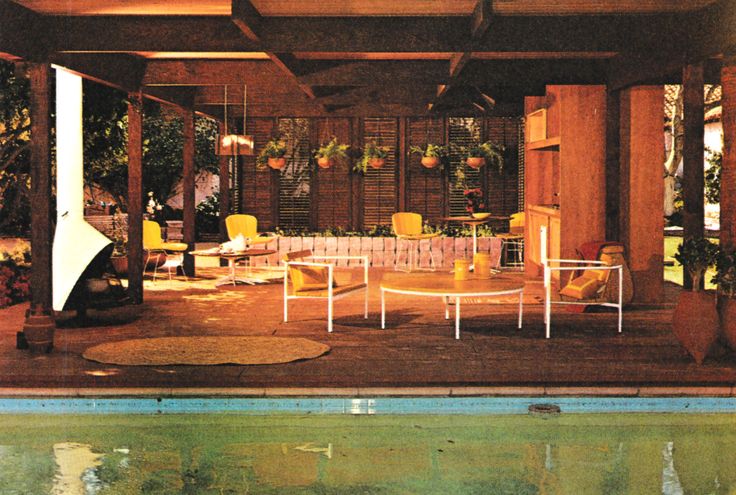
278;118;311;229
362;117;398;227
312;118;352;229
241;117;277;226
484;117;522;216
448;117;482;216
407;117;445;223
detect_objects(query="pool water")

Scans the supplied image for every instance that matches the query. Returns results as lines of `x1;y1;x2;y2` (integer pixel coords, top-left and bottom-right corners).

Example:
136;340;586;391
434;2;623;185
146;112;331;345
1;412;735;494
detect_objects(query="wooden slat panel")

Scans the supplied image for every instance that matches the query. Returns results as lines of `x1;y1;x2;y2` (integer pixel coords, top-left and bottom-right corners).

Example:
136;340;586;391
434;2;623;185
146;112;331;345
241;117;276;226
407;117;445;224
484;117;523;218
363;117;398;227
278;118;312;229
448;117;482;216
313;118;352;229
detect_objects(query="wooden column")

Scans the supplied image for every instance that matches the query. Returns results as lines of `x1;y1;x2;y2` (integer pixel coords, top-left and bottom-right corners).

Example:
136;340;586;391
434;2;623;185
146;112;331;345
398;117;407;212
217;123;230;243
182;108;196;276
721;55;736;251
22;62;55;351
682;63;706;240
605;88;621;241
127;91;144;304
619;86;664;303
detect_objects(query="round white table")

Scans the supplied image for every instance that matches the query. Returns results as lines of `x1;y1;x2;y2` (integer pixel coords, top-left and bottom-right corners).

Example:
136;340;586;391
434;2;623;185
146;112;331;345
380;273;524;339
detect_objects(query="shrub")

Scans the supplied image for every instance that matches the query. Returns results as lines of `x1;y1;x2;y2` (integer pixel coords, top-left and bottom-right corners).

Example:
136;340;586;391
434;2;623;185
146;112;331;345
0;242;31;308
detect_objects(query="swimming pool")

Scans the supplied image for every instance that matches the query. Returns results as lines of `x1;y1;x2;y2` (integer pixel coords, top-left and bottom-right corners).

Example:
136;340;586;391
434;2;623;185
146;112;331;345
1;397;735;494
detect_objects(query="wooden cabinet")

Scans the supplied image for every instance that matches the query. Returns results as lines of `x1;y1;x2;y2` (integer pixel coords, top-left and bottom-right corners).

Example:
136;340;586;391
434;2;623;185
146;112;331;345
523;85;607;277
526;205;560;277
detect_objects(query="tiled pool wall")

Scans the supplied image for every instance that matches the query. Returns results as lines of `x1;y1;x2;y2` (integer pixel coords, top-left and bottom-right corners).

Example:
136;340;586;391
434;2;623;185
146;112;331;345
1;396;735;415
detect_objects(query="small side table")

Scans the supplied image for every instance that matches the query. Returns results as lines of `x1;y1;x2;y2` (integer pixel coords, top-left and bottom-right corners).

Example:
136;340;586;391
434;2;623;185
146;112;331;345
191;249;276;286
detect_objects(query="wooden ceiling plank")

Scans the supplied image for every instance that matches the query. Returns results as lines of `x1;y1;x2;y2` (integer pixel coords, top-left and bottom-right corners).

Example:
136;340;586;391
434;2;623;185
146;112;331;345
50;53;147;93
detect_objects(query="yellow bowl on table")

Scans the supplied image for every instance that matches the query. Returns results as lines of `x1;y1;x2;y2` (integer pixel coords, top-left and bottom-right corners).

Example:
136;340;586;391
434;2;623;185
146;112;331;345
471;212;491;220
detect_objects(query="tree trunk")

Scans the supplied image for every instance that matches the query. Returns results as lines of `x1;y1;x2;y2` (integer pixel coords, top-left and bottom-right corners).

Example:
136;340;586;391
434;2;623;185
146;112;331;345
664;85;684;217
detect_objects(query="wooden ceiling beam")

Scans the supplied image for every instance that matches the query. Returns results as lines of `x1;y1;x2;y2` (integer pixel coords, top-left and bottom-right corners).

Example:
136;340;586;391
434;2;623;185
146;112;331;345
50;53;147;93
0;0;51;60
471;0;493;41
229;1;320;103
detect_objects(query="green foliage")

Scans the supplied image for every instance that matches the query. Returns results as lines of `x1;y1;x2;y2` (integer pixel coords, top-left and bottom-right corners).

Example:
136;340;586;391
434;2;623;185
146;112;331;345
354;141;389;173
314;137;349;161
256;137;287;169
195;192;220;237
83;92;219;212
713;248;736;298
0;241;31;308
0;61;31;236
410;143;448;158
461;140;505;171
704;142;722;204
675;236;718;291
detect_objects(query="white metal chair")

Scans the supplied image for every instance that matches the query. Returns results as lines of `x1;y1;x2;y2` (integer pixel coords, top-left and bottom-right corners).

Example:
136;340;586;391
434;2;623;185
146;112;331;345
143;220;188;281
283;250;369;333
540;225;623;338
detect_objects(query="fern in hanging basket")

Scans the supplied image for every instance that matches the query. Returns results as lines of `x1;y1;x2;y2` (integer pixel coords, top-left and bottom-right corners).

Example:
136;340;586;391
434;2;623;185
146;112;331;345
256;137;288;170
410;143;449;169
354;141;390;173
461;141;505;171
314;137;350;169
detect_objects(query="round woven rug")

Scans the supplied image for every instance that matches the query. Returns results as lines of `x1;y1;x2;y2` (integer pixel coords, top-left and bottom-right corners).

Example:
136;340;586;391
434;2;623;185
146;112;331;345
82;336;330;366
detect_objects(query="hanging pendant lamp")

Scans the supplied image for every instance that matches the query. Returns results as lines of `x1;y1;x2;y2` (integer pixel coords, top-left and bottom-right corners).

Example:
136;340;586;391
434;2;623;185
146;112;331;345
216;84;254;156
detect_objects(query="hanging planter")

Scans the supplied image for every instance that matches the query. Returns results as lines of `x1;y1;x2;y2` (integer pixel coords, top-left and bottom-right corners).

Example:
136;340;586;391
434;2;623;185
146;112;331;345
355;141;390;173
314;137;349;170
369;157;385;169
466;157;485;169
256;137;287;171
268;157;287;170
410;144;448;170
462;141;505;172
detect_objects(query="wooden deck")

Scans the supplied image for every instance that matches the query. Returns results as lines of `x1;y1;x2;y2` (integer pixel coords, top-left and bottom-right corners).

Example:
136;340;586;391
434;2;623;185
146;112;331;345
1;267;736;394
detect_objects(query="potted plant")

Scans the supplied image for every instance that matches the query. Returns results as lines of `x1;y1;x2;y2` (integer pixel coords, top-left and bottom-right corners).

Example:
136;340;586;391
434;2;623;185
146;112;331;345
713;247;736;350
314;137;349;169
256;138;287;170
463;141;505;170
109;211;129;276
410;143;448;169
355;141;389;173
672;236;719;364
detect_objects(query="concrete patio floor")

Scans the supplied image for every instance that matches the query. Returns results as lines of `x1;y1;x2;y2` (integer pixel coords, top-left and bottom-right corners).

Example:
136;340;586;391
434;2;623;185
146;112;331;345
2;266;736;397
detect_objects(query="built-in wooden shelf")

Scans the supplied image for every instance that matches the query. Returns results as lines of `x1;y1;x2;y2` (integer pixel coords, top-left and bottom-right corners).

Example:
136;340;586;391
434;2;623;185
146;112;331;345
527;136;560;151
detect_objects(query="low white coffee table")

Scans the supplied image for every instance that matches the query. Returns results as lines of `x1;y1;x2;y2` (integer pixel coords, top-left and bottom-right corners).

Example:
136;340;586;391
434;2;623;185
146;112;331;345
380;273;524;339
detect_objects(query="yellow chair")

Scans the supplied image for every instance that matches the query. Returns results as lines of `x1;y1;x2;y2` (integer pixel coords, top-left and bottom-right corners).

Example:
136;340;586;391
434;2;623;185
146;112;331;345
497;212;524;268
392;212;440;272
540;225;623;339
142;220;189;281
225;214;277;246
283;250;369;333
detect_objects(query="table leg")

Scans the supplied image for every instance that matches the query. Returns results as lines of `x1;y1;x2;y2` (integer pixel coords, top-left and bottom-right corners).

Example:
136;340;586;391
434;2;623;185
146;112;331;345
472;224;478;255
518;290;523;329
455;297;460;339
444;296;449;319
381;289;386;329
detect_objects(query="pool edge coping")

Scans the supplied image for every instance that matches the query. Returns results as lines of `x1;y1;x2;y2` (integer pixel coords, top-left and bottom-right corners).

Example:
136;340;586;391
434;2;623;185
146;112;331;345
0;385;735;398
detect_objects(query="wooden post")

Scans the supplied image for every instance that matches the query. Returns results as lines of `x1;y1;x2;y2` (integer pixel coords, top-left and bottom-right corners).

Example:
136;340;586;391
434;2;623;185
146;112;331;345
182;107;196;276
605;88;621;241
218;122;230;243
398;117;407;212
127;91;144;304
21;62;55;352
682;63;705;289
721;55;736;251
619;86;665;303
